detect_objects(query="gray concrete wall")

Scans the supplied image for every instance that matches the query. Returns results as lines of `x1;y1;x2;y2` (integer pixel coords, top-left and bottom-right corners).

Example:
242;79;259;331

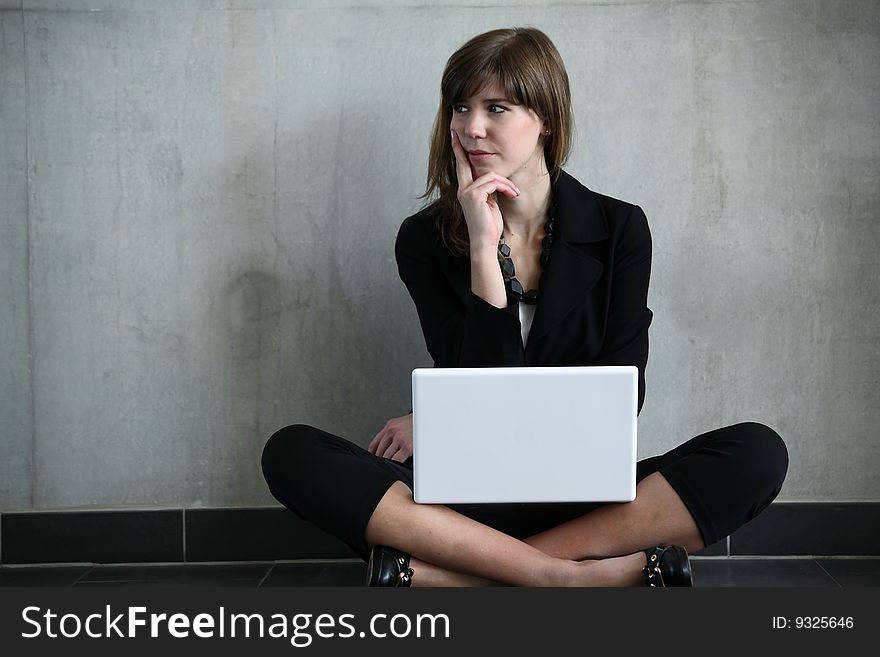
1;0;877;511
1;5;33;510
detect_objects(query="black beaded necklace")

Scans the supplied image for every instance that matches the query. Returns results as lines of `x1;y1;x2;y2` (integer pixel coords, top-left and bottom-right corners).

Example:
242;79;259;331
497;206;556;305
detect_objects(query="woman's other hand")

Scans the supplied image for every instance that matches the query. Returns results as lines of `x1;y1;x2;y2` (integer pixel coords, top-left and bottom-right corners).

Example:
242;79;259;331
367;413;414;463
450;130;519;250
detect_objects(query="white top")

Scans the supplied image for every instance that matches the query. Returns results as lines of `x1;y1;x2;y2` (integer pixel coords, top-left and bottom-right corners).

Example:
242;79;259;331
519;302;536;347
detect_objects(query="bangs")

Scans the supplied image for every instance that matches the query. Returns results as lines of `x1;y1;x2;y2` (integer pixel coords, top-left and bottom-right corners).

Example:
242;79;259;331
442;56;532;109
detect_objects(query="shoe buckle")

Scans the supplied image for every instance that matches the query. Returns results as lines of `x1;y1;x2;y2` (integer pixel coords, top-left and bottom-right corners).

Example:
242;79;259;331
643;564;664;587
653;566;665;587
396;568;414;586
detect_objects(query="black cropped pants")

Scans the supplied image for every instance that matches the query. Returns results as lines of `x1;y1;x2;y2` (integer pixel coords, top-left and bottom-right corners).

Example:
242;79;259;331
261;421;788;560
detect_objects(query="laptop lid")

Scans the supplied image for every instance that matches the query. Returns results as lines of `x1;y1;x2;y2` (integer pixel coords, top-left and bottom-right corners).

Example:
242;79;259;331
412;366;637;504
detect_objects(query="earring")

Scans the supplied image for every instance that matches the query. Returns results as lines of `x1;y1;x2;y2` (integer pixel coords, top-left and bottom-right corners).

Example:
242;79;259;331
544;128;551;136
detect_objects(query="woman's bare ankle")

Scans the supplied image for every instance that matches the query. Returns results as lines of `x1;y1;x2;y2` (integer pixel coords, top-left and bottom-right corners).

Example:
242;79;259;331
563;553;647;587
523;553;640;587
409;556;500;587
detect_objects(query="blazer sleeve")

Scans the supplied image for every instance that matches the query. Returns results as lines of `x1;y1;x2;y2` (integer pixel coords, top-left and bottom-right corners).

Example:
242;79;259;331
591;204;653;414
395;212;526;368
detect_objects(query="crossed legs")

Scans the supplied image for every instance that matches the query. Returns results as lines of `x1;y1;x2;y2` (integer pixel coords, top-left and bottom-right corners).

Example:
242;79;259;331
364;471;704;587
264;422;787;586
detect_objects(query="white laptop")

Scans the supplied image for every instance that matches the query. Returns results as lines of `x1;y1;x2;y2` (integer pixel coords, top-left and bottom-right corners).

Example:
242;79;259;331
411;366;637;504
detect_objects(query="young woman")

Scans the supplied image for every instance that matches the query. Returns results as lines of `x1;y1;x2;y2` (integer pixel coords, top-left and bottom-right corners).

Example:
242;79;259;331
261;27;788;587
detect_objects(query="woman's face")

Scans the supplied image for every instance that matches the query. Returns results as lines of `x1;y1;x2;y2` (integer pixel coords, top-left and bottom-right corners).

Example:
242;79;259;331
450;83;547;182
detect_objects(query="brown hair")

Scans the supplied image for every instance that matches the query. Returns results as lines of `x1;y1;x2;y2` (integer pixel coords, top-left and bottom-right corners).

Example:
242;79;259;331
422;27;573;256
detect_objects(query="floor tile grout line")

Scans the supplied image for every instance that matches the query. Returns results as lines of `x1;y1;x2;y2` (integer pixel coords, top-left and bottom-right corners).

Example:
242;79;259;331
4;556;878;568
0;558;368;568
813;559;842;587
70;566;94;587
4;556;878;569
256;563;275;588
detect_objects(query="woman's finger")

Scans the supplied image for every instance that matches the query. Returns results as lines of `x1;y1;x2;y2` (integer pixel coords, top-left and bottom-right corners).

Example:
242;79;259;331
450;130;474;189
469;177;519;200
367;428;385;454
375;433;395;457
468;171;520;197
379;438;398;459
458;174;519;204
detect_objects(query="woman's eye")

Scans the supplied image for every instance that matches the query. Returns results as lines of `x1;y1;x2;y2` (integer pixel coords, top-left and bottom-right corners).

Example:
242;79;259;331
452;104;468;113
488;105;507;114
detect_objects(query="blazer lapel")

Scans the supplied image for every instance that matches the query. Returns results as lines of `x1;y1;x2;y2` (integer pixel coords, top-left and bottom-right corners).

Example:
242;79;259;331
526;171;609;347
431;170;610;345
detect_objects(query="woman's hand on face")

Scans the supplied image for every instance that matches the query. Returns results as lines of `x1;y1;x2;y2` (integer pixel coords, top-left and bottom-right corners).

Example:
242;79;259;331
450;130;520;250
367;413;413;463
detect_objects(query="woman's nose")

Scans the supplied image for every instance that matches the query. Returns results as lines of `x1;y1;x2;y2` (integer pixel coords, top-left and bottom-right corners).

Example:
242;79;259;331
463;113;486;139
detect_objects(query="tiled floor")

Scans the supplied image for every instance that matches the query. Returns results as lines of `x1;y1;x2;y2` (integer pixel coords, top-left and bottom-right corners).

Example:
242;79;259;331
1;558;878;586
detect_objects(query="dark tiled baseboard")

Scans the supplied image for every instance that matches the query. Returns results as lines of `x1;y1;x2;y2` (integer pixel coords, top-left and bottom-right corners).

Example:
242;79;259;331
185;508;357;562
1;510;183;564
730;503;880;556
1;502;877;565
694;538;727;557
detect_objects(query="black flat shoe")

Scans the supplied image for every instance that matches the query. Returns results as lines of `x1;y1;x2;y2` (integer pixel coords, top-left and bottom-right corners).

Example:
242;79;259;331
366;546;413;587
643;545;693;587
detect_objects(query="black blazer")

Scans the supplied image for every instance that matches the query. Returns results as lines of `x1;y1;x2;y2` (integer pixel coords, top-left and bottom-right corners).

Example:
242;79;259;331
395;170;653;414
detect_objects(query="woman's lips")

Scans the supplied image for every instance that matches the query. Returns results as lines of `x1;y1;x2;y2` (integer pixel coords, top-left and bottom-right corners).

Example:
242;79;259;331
467;151;495;161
